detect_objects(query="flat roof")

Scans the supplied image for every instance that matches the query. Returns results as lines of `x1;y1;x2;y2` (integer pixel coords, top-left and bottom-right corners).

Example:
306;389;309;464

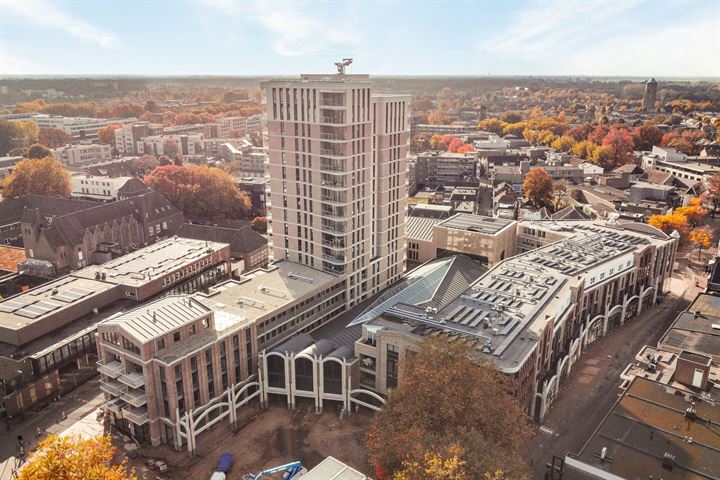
195;261;340;326
570;377;720;480
436;213;514;235
660;293;720;360
301;456;368;480
0;276;118;333
72;237;228;287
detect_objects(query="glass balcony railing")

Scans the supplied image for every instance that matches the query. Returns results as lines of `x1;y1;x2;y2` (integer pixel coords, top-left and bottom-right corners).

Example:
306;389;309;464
118;371;145;389
122;406;148;425
97;360;124;378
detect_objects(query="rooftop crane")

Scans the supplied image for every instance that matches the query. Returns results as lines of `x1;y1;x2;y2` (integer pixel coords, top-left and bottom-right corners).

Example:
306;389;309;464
245;460;306;480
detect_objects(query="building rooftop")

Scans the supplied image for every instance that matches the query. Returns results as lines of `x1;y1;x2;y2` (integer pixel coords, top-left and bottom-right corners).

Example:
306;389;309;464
659;293;720;361
0;276;121;345
300;456;368;480
436;213;514;236
72;237;228;287
195;261;340;327
566;377;720;480
405;215;442;243
101;295;210;344
0;246;26;272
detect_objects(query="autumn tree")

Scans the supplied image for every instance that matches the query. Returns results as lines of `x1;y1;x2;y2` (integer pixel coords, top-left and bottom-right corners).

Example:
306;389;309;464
648;212;690;239
251;216;267;234
477;118;504;134
633;125;663;151
0;119;22;156
17;434;136;480
523;167;554;208
550;135;575;152
429;133;444;150
502;122;527;137
674;197;707;226
706;173;720;212
130;154;159;177
590;145;614;169
162;139;181;161
394;444;469;480
97;124;121;145
26;143;53;159
601;126;635;168
366;337;531;480
16;120;40;148
2;156;71;198
427;109;448;125
144;165;250;220
38;127;71;148
500;112;522;123
689;226;712;259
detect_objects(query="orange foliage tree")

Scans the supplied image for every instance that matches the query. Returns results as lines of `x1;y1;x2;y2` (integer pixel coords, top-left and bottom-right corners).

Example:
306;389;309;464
17;434;136;480
601;126;635;168
523;167;554;208
38;127;71;148
144;165;250;220
674;198;707;226
97;124;121;145
689;226;712;259
393;444;469;480
427;109;448;125
251;216;267;234
365;336;531;479
707;173;720;211
648;212;690;239
2;156;71;198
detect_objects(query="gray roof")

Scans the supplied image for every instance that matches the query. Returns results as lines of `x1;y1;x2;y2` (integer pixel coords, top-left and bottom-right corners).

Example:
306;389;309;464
301;456;368;480
0;196;94;226
405;215;441;242
177;223;266;257
101;295;210;343
436;213;514;235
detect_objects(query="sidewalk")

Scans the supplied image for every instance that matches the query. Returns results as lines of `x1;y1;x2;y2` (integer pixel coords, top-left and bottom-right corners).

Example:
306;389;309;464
0;379;107;480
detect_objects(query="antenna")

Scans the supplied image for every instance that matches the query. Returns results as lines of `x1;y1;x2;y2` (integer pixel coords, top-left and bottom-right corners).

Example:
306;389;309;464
334;58;353;74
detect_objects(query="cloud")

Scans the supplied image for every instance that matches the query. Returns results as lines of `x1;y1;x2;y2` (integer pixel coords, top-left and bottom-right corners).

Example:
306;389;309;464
200;0;358;56
3;0;117;48
0;50;38;74
480;0;642;58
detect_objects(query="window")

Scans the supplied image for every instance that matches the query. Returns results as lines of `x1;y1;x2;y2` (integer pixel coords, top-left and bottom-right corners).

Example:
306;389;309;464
174;331;181;342
157;339;165;350
190;325;196;336
386;344;399;389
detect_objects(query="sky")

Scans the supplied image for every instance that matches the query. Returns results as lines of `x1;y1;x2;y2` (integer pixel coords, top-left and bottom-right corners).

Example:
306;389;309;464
0;0;719;78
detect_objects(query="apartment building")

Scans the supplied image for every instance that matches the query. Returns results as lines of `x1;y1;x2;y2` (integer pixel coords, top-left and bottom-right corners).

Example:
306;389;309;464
415;151;479;186
137;134;204;157
257;220;678;422
71;174;136;202
4;114;134;140
0;238;230;415
52;143;112;166
261;72;409;308
96;260;346;448
203;114;263;139
114;121;164;155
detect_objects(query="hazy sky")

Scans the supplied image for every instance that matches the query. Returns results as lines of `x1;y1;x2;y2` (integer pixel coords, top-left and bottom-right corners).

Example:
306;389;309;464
1;0;719;78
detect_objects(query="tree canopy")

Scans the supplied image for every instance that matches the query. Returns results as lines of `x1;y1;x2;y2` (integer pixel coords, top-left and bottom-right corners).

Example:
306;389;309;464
39;127;71;148
144;165;250;220
366;336;532;479
17;434;136;480
523;167;554;209
2;156;71;198
97;124;121;145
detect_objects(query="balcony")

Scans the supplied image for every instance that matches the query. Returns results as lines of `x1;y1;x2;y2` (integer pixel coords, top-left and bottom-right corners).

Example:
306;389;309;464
320;195;346;207
97;360;124;378
319;148;346;158
121;388;147;408
320;115;345;125
319;99;345;108
320;161;346;173
118;371;145;389
322;254;345;265
320;222;346;235
320;179;346;190
321;209;346;221
105;397;126;415
319;132;345;141
100;379;124;397
122;406;148;425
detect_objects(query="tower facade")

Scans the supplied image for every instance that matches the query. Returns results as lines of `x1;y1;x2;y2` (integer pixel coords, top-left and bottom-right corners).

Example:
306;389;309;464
643;78;657;112
261;73;409;308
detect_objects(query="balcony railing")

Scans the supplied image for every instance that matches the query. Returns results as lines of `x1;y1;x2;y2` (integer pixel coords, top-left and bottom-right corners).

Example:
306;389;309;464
118;371;145;389
97;360;124;378
322;254;345;265
321;210;345;221
320;180;346;189
99;379;124;397
321;116;344;124
320;223;346;235
319;132;345;140
320;195;346;206
320;99;345;107
320;161;345;173
105;397;126;415
121;388;147;408
122;406;148;425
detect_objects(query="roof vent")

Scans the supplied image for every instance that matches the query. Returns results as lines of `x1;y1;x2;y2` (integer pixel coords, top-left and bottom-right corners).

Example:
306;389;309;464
51;288;58;295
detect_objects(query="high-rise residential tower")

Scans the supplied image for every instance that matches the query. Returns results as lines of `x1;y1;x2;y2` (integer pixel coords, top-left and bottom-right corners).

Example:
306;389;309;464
261;71;409;308
643;78;657;112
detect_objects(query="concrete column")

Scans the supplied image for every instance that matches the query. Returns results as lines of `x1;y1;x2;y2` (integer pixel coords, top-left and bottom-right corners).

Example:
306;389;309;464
652;280;659;305
174;407;182;451
227;385;236;430
316;359;323;414
186;411;194;456
287;355;295;410
539;380;549;424
602;304;610;337
258;364;268;408
345;375;352;414
529;380;538;419
621;293;628;326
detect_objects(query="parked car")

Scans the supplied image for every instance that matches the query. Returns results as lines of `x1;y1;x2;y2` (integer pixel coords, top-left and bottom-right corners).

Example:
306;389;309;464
209;472;226;480
216;453;233;473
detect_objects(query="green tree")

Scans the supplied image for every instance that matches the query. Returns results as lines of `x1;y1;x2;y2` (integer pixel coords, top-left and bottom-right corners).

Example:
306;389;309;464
2;156;71;198
366;337;531;479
